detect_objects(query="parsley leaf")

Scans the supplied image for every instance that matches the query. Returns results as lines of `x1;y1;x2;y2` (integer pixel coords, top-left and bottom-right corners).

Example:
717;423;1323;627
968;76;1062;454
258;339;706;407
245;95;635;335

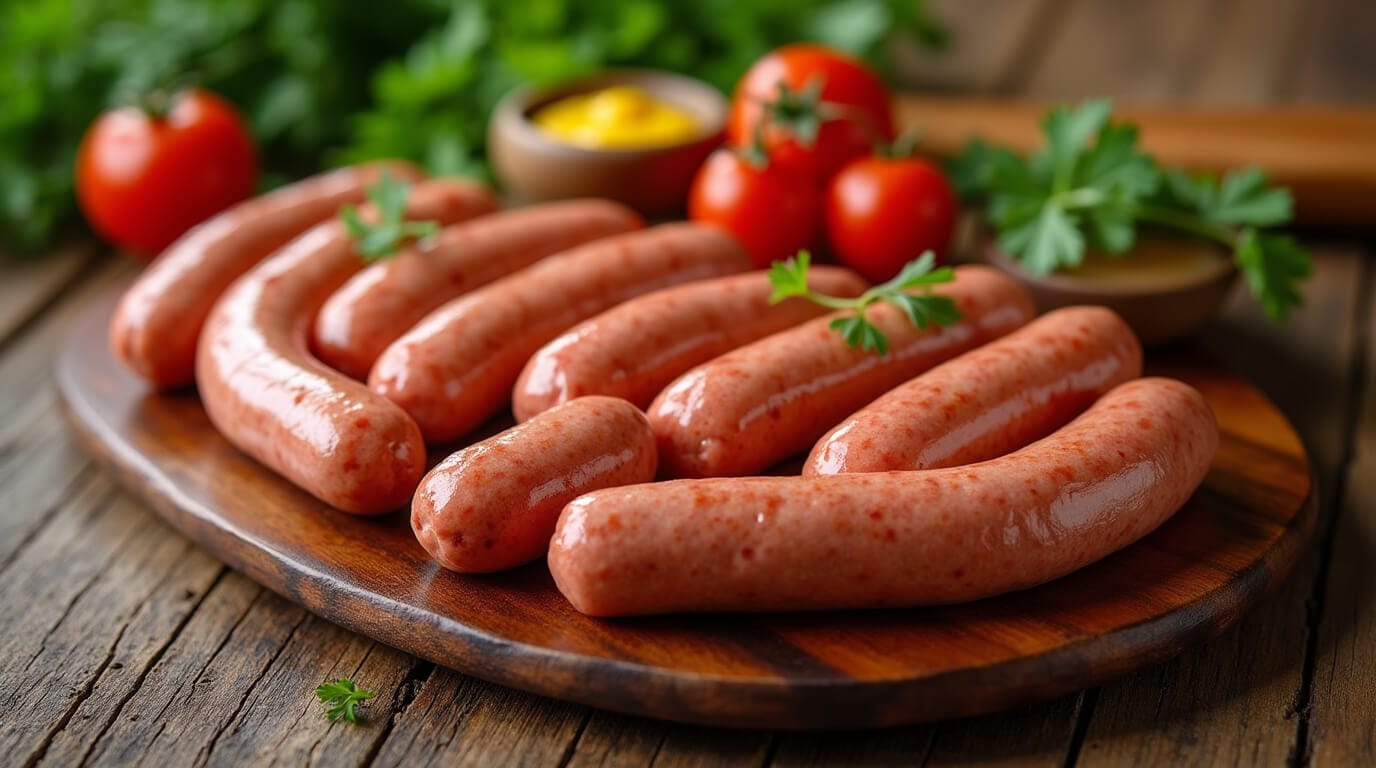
957;99;1310;322
315;678;374;724
338;171;440;262
768;250;962;355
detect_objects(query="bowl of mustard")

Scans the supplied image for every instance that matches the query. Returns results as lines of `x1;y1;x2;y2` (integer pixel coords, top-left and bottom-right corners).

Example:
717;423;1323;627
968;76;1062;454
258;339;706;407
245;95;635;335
489;70;727;216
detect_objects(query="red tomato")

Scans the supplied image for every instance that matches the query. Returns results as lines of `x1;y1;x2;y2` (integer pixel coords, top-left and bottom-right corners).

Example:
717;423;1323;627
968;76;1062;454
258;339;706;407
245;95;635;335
825;155;957;283
76;89;258;257
728;44;894;182
689;148;820;269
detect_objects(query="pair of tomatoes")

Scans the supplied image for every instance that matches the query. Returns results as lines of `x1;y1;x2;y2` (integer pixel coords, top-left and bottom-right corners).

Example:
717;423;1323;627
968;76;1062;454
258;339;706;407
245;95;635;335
688;45;956;283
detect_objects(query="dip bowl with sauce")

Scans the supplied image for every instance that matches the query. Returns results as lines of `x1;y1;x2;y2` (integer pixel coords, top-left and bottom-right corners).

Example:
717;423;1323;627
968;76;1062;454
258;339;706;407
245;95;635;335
489;70;727;216
978;231;1238;345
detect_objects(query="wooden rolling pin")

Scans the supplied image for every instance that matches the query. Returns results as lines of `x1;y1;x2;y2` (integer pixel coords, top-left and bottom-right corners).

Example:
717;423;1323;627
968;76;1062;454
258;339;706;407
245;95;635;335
895;96;1376;229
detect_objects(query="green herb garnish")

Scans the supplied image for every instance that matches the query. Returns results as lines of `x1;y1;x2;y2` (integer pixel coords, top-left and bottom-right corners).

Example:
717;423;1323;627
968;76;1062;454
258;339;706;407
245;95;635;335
315;678;374;723
339;171;439;262
769;250;961;355
952;99;1310;320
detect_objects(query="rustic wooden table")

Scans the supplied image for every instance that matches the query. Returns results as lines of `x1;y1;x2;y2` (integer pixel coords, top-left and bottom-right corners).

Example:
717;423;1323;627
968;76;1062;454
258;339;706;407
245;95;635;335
3;0;1373;764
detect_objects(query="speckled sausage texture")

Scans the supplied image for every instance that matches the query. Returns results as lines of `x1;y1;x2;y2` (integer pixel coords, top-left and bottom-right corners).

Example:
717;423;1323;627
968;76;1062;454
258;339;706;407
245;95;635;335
196;179;496;515
549;377;1219;616
647;265;1037;478
412;396;657;573
313;199;643;380
512;267;868;420
370;222;753;445
111;162;426;389
806;305;1143;475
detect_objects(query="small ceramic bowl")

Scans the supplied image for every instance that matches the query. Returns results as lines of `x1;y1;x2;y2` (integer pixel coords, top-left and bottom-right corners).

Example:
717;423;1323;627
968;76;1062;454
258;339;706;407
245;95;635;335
488;70;727;217
976;231;1239;345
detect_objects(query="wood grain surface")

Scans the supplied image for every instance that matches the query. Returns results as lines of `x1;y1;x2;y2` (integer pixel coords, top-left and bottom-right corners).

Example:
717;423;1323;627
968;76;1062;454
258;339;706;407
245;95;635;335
5;0;1376;763
56;281;1316;729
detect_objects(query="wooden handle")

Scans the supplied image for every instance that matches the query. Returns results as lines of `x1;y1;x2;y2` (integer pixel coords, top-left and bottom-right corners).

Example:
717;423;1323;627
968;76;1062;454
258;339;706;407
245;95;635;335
896;96;1376;230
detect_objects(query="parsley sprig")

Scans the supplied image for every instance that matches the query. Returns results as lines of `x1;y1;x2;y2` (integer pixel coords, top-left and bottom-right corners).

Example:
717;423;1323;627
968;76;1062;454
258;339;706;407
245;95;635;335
953;99;1310;320
339;171;440;262
315;678;374;724
769;250;961;355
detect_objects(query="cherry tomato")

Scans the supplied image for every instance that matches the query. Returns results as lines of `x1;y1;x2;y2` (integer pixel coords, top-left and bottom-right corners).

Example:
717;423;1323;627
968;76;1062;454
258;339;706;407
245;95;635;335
728;44;894;182
76;89;258;257
825;155;957;283
689;148;821;269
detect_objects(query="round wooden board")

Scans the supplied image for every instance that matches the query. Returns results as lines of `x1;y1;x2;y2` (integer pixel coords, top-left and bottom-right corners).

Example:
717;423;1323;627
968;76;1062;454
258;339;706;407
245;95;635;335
57;284;1317;730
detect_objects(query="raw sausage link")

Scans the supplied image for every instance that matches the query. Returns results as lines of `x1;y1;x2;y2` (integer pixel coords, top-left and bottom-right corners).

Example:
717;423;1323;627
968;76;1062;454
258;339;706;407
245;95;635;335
412;396;657;573
647;265;1036;478
313;199;643;380
550;377;1219;616
513;267;869;419
806;305;1142;474
111;161;427;389
370;223;753;444
196;179;496;514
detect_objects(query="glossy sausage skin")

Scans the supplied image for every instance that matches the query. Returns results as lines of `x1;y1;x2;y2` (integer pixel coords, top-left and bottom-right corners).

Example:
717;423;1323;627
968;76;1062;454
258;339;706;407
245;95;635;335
196;179;496;514
371;223;753;444
550;377;1219;616
512;267;869;420
412;396;657;573
806;306;1143;474
647;266;1036;478
313;199;643;380
111;161;426;389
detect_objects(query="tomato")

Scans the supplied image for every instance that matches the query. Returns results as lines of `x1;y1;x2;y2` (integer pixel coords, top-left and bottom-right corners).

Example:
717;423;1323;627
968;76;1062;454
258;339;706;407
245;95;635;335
727;44;894;182
76;89;258;257
825;155;957;283
689;148;821;269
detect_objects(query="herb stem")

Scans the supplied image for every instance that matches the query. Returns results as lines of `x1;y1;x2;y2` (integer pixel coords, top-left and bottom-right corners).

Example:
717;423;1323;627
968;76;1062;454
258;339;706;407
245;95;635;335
1131;202;1237;249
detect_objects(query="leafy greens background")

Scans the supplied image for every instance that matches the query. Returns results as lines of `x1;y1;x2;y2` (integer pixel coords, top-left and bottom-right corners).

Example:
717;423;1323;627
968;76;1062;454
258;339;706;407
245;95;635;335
1;0;942;252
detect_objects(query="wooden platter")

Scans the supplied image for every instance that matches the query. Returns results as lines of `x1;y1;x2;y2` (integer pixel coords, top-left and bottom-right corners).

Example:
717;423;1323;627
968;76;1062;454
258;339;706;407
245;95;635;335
57;283;1317;730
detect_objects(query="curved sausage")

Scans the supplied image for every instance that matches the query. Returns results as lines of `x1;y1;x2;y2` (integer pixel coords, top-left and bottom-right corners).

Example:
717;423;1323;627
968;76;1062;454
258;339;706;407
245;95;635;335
111;161;428;389
647;265;1036;478
313;199;643;380
806;306;1143;475
371;223;753;444
412;396;657;573
512;267;869;420
550;377;1219;616
196;179;496;514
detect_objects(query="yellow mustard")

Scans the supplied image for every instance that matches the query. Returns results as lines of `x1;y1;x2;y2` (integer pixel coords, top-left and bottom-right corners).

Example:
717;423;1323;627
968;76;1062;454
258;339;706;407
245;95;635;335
532;86;699;150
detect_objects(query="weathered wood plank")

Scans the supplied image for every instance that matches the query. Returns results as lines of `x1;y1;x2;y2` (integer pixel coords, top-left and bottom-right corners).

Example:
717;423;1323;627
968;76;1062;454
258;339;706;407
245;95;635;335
77;574;296;767
566;710;770;768
1308;253;1376;767
923;694;1082;766
772;727;930;766
369;670;585;768
1020;0;1231;102
1283;0;1376;102
200;617;424;767
1191;0;1303;103
893;0;1060;93
0;243;98;348
0;261;132;576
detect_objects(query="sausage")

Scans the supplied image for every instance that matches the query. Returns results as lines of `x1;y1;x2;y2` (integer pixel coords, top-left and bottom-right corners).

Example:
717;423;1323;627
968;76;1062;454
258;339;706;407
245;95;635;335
513;267;869;420
550;377;1219;616
647;265;1036;478
806;306;1143;475
110;161;428;389
313;199;643;380
370;222;753;444
196;179;496;514
412;396;657;573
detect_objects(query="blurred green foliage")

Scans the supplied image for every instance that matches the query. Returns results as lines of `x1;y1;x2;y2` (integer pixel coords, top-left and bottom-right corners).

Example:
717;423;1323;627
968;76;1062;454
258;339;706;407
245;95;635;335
1;0;943;252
